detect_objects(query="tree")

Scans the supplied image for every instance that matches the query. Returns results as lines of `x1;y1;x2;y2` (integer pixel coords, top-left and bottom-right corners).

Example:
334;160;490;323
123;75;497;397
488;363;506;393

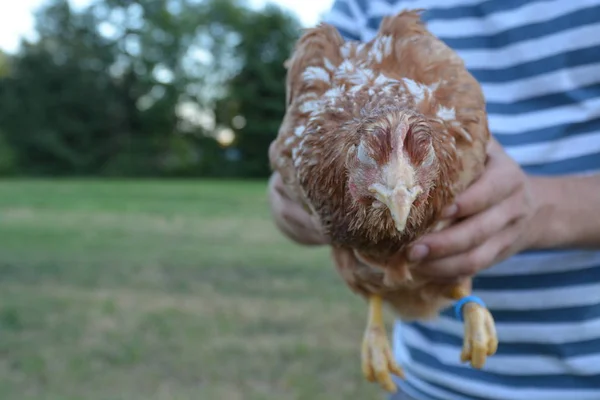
0;50;8;78
0;0;301;177
0;0;122;175
214;2;302;177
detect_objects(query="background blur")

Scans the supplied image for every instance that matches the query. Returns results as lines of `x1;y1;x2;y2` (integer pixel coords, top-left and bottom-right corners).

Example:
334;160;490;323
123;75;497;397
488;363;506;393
0;0;385;399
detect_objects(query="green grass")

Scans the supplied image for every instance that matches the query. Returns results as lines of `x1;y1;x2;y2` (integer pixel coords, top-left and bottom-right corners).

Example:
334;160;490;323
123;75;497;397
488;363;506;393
0;179;384;400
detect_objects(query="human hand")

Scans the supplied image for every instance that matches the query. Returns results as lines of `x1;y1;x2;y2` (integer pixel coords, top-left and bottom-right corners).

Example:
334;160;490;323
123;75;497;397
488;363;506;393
407;138;541;279
267;172;329;246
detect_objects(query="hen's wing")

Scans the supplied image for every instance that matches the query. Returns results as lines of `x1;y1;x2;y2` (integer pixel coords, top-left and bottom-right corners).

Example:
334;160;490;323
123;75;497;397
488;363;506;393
269;24;345;209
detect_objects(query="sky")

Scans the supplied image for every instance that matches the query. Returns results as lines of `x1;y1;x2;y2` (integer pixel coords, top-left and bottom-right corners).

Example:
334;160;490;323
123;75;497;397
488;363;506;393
0;0;335;53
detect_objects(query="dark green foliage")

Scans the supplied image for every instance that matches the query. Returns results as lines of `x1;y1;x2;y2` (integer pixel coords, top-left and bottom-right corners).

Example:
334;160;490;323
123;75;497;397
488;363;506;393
0;0;302;177
214;3;301;177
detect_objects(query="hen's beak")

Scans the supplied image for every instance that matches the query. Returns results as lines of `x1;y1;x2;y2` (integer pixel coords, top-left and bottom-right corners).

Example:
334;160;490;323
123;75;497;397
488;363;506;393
369;183;422;232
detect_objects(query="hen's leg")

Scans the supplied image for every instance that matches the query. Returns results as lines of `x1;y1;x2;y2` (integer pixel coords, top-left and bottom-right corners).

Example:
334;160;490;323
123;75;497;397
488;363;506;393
448;286;498;368
361;294;405;392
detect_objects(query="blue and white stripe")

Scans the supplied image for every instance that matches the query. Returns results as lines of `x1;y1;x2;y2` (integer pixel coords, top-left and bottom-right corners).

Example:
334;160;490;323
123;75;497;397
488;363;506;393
322;0;600;399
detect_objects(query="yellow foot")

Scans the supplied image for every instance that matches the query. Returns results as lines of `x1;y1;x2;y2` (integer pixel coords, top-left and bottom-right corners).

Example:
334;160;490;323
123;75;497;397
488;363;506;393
361;325;405;392
459;302;498;368
362;295;404;393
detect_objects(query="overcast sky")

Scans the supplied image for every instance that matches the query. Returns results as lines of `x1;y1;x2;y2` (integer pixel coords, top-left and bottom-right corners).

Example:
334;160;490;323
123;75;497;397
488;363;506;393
0;0;335;53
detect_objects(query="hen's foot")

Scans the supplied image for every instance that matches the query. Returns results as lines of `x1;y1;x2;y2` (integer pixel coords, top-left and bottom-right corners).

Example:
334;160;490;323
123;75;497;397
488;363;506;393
455;296;498;368
362;295;405;392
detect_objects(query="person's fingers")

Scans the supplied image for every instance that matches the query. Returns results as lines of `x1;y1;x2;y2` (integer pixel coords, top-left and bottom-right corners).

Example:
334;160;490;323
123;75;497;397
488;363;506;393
450;147;521;219
416;218;524;279
268;172;328;245
410;190;525;262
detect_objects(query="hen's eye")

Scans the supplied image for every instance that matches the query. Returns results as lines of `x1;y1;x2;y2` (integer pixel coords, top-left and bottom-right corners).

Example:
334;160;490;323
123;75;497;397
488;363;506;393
372;200;385;209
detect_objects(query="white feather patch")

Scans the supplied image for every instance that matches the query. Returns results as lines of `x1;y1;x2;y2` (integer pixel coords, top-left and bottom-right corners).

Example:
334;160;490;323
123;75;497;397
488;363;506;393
382;35;393;58
402;78;432;104
323;58;336;72
368;35;393;64
428;81;441;92
299;100;320;114
347;68;375;85
356;43;366;55
370;46;383;64
303;66;330;84
324;86;343;99
349;84;364;94
374;73;397;86
294;125;306;137
340;42;352;59
296;92;318;103
437;106;456;121
338;59;355;75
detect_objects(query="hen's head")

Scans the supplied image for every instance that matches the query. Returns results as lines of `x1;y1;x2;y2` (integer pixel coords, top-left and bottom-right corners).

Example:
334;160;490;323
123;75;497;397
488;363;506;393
346;110;438;233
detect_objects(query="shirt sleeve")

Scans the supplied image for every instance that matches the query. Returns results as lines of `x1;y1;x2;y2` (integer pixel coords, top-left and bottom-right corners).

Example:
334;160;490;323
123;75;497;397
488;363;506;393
320;0;364;41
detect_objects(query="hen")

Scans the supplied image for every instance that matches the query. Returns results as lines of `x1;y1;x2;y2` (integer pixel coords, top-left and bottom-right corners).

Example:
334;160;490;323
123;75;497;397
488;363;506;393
269;10;498;393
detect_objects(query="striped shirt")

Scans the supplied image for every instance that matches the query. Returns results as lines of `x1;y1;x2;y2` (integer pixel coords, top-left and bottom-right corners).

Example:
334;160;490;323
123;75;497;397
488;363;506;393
322;1;600;399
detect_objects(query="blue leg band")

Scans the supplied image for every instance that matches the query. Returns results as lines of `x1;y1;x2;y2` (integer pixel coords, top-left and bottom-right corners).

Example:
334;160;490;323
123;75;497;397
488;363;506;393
454;295;487;322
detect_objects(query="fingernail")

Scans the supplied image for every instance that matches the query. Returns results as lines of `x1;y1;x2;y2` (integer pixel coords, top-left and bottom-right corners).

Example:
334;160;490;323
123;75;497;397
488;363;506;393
408;244;429;262
442;204;458;218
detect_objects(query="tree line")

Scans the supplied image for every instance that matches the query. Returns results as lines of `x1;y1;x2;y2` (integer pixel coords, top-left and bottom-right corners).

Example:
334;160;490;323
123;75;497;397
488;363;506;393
0;0;302;178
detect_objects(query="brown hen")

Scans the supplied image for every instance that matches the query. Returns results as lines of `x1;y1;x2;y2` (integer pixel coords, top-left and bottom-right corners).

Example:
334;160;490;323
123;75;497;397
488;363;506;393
269;10;498;393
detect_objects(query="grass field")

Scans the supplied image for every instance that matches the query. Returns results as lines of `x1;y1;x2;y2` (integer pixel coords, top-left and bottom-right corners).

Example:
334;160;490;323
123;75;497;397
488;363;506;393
0;179;385;400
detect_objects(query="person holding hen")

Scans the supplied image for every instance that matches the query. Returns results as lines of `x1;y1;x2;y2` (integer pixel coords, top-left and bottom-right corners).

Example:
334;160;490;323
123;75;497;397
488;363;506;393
268;1;600;400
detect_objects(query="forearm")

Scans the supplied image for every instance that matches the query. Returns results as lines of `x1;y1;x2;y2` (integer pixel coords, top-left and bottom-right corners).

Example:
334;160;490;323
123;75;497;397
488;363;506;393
529;174;600;250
